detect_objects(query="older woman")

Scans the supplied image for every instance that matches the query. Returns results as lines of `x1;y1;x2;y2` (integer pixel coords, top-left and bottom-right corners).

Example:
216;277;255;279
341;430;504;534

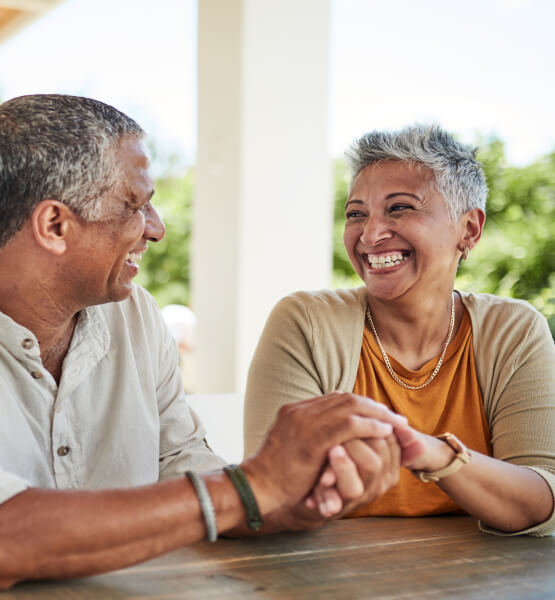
244;125;555;536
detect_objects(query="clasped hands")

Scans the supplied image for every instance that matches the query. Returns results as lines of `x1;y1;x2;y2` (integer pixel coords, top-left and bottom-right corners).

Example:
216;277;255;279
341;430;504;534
287;393;426;528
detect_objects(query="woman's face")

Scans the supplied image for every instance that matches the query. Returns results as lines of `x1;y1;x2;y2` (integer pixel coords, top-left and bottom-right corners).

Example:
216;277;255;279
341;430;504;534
343;160;472;302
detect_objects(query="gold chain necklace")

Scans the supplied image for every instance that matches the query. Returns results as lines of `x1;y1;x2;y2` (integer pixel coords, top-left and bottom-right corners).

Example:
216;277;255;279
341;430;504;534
365;296;455;390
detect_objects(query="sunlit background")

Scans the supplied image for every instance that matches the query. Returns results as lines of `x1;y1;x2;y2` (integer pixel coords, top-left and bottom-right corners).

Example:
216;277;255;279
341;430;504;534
2;0;553;165
1;0;553;393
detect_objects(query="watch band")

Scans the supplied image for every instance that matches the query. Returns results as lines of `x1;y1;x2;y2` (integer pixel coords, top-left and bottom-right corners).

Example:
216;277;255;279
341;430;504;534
412;433;471;483
224;464;264;531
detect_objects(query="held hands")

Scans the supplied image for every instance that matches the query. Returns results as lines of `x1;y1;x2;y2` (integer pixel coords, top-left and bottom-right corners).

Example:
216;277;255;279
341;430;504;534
304;411;427;520
241;392;416;516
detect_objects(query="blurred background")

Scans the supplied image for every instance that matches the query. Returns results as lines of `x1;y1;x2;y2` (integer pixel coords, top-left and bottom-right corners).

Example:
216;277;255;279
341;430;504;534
1;0;553;395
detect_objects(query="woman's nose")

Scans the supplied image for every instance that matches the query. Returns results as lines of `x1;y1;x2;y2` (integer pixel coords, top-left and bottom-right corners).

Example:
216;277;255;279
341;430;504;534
359;214;392;246
144;203;166;243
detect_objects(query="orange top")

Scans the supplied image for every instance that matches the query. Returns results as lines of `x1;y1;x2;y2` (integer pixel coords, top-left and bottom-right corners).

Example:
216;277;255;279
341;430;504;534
348;309;492;518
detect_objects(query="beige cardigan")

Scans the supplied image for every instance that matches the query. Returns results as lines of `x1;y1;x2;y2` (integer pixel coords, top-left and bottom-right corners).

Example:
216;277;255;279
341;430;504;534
244;288;555;536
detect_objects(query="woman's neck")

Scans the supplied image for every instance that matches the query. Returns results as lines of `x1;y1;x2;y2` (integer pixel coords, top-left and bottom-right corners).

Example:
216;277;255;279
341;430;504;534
367;290;463;371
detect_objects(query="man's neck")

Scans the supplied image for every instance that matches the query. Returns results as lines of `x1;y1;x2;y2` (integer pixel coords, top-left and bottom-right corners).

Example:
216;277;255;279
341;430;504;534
0;239;81;383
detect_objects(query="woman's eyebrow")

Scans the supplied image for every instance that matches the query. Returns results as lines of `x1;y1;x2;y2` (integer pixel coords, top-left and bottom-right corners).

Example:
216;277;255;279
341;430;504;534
345;199;365;209
385;192;421;201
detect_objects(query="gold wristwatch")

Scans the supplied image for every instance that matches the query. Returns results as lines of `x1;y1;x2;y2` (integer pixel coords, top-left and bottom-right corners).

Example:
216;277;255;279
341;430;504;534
412;433;471;483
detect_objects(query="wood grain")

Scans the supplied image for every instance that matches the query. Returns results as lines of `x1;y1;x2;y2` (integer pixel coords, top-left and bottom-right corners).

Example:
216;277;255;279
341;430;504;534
6;517;555;599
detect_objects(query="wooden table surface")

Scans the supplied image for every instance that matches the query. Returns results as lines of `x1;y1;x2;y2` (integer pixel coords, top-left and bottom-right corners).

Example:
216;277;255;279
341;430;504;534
7;516;555;599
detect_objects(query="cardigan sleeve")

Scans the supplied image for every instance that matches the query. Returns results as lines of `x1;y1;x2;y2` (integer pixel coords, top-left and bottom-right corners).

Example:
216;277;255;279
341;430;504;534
468;295;555;537
243;294;324;458
243;288;367;458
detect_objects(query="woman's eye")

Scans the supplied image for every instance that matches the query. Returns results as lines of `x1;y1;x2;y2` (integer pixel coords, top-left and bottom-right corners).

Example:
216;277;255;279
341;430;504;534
390;204;412;213
346;210;364;219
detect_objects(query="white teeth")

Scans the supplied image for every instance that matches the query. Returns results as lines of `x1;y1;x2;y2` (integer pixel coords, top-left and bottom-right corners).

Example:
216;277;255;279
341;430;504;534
127;252;142;263
367;253;408;269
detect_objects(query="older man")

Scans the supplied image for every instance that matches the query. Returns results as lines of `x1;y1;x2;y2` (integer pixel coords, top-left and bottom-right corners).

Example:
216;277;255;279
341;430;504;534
0;95;419;589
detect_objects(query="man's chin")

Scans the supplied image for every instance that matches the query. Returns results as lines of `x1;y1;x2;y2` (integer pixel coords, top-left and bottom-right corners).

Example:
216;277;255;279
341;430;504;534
106;282;136;304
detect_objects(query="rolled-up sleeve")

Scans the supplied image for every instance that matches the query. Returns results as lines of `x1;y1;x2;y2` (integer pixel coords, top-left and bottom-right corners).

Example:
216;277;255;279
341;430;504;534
150;296;226;478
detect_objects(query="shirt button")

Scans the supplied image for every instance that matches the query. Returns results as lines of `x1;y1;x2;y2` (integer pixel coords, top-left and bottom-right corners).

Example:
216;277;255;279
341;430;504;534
30;371;43;379
57;446;71;457
22;338;35;349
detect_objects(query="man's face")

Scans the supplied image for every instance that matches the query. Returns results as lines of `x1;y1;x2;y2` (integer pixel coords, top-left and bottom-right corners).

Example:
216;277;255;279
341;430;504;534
65;136;165;306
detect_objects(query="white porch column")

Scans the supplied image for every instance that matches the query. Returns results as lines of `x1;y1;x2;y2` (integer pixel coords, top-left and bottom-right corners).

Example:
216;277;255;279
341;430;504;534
194;0;331;392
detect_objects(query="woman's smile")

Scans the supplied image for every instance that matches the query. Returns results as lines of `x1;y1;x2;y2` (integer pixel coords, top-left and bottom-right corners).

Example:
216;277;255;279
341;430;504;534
364;250;411;271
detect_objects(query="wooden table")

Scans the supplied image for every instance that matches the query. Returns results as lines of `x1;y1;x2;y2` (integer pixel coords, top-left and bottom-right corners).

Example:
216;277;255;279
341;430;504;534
7;516;555;599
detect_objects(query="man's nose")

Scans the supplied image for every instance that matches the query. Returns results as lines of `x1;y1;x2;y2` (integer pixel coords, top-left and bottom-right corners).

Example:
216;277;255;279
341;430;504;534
144;203;166;242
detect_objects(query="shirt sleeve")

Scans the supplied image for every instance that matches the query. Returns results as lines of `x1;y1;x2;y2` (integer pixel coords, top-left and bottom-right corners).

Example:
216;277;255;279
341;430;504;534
141;292;227;478
0;467;30;505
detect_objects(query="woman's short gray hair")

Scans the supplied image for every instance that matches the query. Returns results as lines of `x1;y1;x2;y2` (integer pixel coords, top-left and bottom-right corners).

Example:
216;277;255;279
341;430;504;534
0;94;144;247
345;124;487;220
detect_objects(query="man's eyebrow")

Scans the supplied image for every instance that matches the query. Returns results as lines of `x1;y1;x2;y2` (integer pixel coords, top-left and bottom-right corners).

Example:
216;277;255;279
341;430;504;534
129;190;155;206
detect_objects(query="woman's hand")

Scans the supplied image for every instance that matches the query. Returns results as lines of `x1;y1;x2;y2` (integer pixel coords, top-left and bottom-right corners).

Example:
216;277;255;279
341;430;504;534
268;438;401;530
306;423;427;518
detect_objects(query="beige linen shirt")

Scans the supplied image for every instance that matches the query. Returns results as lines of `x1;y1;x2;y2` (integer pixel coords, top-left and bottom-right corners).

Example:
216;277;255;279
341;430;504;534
0;285;225;504
244;287;555;536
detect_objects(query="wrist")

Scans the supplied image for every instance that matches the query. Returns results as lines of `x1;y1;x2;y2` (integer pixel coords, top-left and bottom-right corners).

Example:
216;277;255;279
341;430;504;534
407;434;454;472
411;433;471;483
239;458;283;515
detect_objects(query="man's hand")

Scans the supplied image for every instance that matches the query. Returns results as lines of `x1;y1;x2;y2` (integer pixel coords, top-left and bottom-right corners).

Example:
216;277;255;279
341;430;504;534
241;392;410;515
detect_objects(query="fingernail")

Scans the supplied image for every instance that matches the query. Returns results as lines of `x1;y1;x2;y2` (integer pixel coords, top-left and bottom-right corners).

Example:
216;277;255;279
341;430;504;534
327;499;339;514
319;502;328;515
330;445;346;459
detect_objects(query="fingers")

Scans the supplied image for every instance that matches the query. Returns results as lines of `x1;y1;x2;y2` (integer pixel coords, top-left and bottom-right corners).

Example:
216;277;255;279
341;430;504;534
328;445;364;500
338;414;393;441
248;391;411;513
307;446;362;518
314;437;403;519
313;486;343;518
393;426;428;466
294;391;408;432
319;464;337;487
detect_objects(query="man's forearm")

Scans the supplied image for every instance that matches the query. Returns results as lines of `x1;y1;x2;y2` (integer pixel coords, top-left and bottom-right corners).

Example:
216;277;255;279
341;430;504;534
0;473;247;589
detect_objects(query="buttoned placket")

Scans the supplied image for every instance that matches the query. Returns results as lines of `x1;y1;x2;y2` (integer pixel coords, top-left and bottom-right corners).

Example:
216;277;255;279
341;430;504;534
11;308;110;490
18;334;74;487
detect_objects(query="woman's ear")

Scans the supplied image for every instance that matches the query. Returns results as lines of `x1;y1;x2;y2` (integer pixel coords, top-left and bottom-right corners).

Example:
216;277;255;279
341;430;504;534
459;208;485;252
31;200;74;256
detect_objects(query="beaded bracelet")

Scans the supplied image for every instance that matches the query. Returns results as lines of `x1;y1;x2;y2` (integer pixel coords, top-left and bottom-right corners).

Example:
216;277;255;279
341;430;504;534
185;471;218;542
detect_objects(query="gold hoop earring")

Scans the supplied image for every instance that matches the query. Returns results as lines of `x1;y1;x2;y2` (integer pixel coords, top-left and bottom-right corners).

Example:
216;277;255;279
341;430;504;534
461;246;470;260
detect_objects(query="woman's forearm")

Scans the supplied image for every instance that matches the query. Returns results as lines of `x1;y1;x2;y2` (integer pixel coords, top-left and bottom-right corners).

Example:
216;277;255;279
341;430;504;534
410;435;554;532
438;451;553;532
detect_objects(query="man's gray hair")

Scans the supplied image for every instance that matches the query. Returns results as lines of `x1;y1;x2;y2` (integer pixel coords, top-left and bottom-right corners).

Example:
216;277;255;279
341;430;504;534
0;94;144;247
345;124;487;220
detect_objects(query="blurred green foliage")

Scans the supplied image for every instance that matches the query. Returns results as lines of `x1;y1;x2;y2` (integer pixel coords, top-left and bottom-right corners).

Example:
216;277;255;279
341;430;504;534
331;139;555;336
140;138;554;336
135;170;193;307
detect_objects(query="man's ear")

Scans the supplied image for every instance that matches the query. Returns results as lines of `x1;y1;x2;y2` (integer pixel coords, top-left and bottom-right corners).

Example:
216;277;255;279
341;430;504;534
31;200;75;256
459;208;485;252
